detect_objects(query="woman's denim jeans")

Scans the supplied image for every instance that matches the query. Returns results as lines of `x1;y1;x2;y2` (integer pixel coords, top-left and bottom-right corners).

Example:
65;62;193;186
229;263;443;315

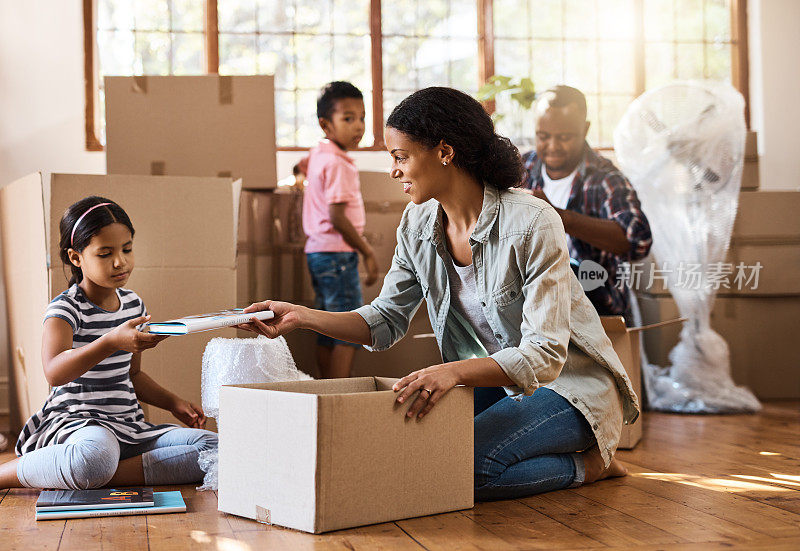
474;387;596;501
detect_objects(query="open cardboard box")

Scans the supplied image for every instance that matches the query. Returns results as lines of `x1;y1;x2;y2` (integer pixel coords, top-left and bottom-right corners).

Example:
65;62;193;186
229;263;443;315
105;75;277;190
600;316;685;449
0;172;240;430
217;376;473;533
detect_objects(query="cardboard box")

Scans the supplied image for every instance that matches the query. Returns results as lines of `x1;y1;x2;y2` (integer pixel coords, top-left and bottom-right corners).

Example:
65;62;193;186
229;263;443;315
600;316;684;449
105;75;277;190
636;293;800;399
217;377;473;533
0;173;240;430
632;190;800;297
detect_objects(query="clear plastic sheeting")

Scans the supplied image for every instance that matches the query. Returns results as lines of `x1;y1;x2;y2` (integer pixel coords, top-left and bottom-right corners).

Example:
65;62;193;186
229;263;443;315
197;335;312;490
614;81;761;414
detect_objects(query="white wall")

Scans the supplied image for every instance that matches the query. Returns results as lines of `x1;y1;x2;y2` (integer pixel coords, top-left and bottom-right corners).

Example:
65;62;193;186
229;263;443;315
748;0;800;190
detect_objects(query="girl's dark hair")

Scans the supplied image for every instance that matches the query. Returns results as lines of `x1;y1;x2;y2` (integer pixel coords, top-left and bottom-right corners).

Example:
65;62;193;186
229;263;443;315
58;196;134;286
386;87;525;190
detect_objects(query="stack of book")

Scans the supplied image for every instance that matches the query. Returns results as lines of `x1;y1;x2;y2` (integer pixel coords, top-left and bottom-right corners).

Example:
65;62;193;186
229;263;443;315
35;487;186;520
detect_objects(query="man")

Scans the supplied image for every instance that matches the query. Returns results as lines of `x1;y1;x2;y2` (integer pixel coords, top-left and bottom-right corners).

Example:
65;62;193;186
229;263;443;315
522;85;652;322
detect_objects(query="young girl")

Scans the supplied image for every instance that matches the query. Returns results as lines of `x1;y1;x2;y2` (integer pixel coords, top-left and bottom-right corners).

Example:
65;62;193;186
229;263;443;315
0;196;216;490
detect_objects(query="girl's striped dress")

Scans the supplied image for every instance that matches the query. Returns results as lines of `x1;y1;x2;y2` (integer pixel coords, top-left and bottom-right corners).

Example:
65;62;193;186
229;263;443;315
15;285;176;455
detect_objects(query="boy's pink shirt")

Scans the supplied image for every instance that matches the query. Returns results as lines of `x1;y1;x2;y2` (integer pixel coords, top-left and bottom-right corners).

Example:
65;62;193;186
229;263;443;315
302;139;366;253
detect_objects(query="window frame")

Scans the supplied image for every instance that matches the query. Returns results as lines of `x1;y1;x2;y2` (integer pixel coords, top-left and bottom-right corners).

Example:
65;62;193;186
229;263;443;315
84;0;751;152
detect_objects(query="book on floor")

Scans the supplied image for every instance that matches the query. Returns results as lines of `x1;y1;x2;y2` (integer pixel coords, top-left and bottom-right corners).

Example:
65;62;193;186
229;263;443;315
35;491;186;520
145;308;275;335
36;487;154;511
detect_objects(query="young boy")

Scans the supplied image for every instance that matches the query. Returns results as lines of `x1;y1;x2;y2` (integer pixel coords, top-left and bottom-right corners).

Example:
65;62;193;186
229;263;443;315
302;81;378;379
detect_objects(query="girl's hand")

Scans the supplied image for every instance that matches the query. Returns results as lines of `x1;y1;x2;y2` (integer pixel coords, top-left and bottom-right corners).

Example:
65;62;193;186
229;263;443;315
170;399;206;429
108;316;169;353
393;364;460;420
235;300;304;339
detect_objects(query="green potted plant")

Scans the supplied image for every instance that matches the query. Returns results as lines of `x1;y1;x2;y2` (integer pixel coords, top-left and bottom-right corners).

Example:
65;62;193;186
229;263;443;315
476;75;537;148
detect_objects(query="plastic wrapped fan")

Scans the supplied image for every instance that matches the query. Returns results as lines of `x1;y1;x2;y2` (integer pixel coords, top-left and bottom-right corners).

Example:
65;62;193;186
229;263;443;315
614;81;760;413
197;335;312;490
201;335;312;419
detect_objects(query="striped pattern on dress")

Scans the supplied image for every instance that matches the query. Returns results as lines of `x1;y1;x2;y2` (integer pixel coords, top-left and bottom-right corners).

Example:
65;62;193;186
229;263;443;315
15;285;176;455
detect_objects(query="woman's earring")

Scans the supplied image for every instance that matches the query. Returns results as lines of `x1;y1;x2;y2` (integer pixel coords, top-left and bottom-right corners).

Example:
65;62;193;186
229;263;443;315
442;161;448;166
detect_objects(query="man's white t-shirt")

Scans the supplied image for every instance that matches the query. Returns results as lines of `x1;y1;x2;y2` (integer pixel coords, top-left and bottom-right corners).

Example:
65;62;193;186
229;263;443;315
541;165;577;210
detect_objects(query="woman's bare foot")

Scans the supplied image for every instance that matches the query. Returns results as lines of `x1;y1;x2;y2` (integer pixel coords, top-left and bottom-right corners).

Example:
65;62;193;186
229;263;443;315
581;445;628;484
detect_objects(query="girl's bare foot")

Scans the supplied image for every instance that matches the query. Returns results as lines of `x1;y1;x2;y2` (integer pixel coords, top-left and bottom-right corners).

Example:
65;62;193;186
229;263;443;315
582;445;628;484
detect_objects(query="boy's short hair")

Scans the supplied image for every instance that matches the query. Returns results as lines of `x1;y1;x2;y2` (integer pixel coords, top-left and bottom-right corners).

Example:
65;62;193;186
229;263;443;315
317;81;363;120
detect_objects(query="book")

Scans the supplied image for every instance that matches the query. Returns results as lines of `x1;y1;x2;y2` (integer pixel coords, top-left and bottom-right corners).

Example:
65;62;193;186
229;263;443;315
145;308;275;335
36;491;186;520
36;487;154;511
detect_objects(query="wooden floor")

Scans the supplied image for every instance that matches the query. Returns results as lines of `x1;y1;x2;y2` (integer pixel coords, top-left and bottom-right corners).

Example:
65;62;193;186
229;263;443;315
1;401;798;550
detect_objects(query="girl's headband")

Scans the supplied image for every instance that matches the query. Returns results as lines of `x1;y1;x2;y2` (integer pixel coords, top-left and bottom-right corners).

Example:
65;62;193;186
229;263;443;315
70;203;112;247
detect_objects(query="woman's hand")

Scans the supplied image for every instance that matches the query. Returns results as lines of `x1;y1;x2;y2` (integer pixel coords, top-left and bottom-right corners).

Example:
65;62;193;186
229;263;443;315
107;316;169;353
170;399;206;429
235;300;305;339
393;364;460;420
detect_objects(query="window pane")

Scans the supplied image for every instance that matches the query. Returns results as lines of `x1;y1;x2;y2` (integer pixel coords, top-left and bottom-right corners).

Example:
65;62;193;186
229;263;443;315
676;42;705;79
219;34;258;74
705;0;732;42
529;0;563;39
172;32;204;74
98;0;134;31
295;1;332;34
98;30;136;76
597;94;632;146
134;32;171;74
275;90;297;145
599;40;636;95
171;0;205;32
494;38;530;78
563;41;598;93
295;89;321;146
381;0;418;37
675;0;704;41
219;0;256;32
256;0;295;33
294;35;333;89
332;0;369;35
257;34;295;89
135;0;170;31
448;38;479;92
383;36;419;90
597;0;635;41
416;38;449;88
562;0;597;40
706;42;731;80
644;42;675;89
493;0;529;39
332;34;372;92
530;40;563;89
643;0;675;42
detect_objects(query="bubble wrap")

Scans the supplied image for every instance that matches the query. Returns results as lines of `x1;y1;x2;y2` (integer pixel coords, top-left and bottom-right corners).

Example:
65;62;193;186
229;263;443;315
614;81;760;413
201;335;312;419
197;335;312;491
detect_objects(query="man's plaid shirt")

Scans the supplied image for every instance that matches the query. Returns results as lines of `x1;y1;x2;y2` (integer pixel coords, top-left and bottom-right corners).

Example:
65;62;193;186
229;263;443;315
521;143;652;316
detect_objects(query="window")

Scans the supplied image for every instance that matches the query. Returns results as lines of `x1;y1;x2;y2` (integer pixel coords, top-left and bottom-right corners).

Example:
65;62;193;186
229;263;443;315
85;0;749;151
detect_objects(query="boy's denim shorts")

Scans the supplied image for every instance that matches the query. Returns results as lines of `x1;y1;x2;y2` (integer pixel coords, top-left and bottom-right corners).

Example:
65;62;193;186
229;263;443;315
306;251;363;348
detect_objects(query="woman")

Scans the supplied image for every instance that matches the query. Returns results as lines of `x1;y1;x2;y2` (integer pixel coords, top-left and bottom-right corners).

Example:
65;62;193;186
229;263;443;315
239;87;638;500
